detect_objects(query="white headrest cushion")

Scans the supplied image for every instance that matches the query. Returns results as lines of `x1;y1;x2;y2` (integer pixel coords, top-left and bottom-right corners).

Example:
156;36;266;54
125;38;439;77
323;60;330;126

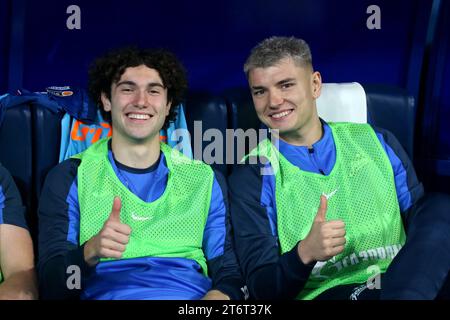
316;82;367;123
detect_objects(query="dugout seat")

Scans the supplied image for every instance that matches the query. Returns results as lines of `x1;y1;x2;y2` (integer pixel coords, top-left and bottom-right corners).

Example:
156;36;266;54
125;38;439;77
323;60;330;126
0;101;35;239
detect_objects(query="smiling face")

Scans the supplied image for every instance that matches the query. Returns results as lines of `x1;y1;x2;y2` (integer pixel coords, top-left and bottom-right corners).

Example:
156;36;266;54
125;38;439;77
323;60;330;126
248;57;322;142
101;65;171;145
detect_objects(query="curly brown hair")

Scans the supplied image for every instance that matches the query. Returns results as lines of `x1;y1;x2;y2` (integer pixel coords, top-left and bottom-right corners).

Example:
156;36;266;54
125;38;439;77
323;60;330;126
88;47;188;129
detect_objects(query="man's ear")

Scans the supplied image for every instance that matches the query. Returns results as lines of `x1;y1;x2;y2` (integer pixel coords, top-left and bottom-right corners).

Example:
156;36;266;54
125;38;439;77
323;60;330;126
165;100;172;116
311;71;322;99
101;92;112;112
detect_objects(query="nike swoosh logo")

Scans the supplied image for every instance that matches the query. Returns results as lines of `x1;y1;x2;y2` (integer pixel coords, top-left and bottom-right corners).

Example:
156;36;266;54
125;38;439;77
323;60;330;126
322;189;338;200
131;212;151;221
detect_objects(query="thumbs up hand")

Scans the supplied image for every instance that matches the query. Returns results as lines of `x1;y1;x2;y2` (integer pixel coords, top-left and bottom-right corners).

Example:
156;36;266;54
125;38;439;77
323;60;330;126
314;194;328;223
108;196;123;223
297;195;346;265
84;197;132;267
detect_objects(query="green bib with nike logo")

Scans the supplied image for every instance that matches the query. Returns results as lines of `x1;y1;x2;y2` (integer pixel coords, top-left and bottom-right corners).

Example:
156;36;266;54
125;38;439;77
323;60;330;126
73;137;213;275
247;122;406;299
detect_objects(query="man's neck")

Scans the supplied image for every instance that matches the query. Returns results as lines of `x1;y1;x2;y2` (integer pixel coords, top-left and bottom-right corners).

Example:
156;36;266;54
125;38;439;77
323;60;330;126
111;135;161;169
279;116;323;148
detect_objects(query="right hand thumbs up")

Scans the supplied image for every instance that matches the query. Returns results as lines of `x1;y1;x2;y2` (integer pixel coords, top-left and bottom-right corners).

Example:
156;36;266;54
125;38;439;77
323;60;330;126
83;196;132;267
297;195;346;265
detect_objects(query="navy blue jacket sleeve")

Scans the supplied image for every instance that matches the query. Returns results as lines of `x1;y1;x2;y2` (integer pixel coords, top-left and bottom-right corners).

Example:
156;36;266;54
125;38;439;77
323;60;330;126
37;159;94;300
228;160;314;300
205;170;247;300
0;163;28;229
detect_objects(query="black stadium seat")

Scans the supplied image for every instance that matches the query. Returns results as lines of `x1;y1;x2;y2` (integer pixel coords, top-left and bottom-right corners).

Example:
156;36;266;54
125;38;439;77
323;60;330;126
364;84;417;160
31;104;64;207
0;102;35;238
184;91;231;177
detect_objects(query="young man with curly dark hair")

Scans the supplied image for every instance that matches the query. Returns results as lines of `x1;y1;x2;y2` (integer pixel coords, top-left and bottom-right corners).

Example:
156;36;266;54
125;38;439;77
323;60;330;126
38;47;246;300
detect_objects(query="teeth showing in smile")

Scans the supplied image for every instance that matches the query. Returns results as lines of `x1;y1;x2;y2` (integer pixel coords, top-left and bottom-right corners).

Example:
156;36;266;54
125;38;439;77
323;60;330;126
128;113;150;120
271;110;292;119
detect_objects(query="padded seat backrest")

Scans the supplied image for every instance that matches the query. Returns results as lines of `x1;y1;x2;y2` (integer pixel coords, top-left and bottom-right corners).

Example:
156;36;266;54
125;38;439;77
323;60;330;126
32;104;63;200
184;91;230;176
0;103;34;235
364;84;416;159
